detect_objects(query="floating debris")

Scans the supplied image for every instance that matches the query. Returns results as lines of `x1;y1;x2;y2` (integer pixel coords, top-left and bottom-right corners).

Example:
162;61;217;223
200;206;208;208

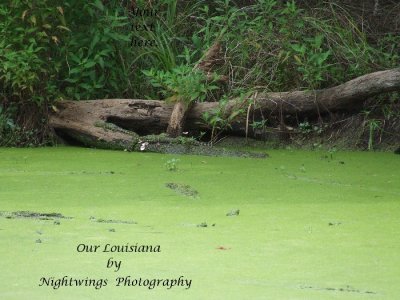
300;285;376;295
226;209;240;217
0;211;72;220
165;183;199;198
216;246;231;250
90;217;137;225
328;222;342;226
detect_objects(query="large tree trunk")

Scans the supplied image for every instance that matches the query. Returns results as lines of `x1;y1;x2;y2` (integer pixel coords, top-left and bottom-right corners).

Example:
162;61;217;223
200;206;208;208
50;67;400;150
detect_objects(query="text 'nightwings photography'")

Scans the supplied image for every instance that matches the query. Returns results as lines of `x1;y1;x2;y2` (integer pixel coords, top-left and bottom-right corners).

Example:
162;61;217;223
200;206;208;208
38;276;192;290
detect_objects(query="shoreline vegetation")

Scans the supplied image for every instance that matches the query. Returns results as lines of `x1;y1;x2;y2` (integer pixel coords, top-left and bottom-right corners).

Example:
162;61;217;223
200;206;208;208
0;1;399;150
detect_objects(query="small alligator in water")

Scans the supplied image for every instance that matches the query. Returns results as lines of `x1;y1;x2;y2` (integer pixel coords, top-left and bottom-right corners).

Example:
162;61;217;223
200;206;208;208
136;134;268;158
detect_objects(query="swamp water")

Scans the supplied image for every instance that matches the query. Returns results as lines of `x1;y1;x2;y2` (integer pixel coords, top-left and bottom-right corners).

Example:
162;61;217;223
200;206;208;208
0;147;399;299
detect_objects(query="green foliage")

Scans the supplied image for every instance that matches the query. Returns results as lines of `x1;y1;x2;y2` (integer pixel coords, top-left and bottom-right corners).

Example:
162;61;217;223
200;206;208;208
299;121;313;134
2;0;398;105
289;35;332;88
376;34;400;67
0;0;135;103
0;1;66;105
0;0;136;145
129;0;204;98
61;1;132;100
177;135;197;145
250;119;268;131
202;95;245;143
191;0;396;92
165;158;180;171
298;121;325;135
143;65;219;105
1;0;399;146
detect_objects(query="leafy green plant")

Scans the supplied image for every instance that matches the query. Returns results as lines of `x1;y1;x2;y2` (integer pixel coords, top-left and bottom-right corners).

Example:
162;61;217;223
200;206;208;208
0;1;67;105
289;35;332;88
0;0;136;145
250;119;268;130
165;158;180;171
62;1;132;100
202;95;244;144
177;136;196;145
143;64;219;106
129;0;205;98
299;121;326;135
299;121;312;134
249;119;268;140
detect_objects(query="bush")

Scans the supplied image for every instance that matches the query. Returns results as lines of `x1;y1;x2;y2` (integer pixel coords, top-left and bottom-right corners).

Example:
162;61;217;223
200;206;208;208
0;0;134;145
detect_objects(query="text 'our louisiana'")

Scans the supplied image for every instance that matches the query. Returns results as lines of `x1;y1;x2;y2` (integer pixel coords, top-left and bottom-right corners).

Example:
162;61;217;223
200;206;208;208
76;243;161;253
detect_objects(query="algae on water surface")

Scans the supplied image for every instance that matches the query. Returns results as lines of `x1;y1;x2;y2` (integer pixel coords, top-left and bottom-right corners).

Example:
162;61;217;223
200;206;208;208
0;147;399;299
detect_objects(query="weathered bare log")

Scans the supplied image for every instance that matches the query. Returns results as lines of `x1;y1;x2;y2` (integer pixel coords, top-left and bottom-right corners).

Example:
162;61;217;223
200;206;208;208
250;67;400;114
50;67;400;149
166;101;190;137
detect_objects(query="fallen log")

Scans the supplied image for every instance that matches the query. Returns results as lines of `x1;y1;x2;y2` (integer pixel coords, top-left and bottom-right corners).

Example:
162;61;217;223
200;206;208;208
50;67;400;150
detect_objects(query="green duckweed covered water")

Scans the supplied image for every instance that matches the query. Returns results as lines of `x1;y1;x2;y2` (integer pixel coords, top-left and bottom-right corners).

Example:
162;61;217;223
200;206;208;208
0;147;399;299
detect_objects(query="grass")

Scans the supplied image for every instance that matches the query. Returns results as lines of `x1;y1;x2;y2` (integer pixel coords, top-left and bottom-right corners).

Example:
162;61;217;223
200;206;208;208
0;146;399;299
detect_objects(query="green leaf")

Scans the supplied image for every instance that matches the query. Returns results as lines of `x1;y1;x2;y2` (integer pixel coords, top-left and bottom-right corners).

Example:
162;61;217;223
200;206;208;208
290;44;305;54
98;57;104;69
69;68;81;75
79;83;92;90
84;61;96;69
92;0;104;11
57;25;71;32
90;33;100;52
